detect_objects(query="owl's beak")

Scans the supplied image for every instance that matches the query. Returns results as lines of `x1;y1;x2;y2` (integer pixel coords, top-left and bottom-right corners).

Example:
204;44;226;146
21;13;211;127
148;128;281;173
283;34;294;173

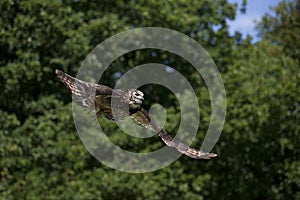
139;96;144;101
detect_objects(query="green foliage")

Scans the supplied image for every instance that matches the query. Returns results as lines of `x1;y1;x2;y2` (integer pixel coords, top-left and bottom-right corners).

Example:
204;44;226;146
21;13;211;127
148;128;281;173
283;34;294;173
257;0;300;63
211;40;300;199
0;0;299;199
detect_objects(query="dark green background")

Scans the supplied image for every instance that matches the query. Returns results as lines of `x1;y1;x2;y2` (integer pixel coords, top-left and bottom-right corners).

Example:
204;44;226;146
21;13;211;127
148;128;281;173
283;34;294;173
1;0;299;199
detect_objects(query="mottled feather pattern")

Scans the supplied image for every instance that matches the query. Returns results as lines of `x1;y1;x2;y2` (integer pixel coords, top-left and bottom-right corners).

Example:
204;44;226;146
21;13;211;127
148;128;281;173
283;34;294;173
56;69;217;160
132;109;217;159
56;69;97;107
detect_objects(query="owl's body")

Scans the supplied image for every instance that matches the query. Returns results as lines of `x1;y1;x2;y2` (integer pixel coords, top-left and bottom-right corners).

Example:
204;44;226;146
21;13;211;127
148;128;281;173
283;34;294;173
56;69;217;160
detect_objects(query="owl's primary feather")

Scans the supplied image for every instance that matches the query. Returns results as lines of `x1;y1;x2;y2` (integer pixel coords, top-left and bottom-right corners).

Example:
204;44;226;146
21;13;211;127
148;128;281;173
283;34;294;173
56;69;217;159
56;69;113;107
131;109;217;159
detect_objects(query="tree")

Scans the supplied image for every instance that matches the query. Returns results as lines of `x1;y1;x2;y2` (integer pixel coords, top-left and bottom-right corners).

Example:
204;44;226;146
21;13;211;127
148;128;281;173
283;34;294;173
207;39;299;199
1;0;298;199
206;0;300;198
0;0;239;199
257;0;300;63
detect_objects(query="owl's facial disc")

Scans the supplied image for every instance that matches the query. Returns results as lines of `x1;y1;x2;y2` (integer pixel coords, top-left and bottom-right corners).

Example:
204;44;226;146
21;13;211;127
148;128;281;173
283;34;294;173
130;90;144;105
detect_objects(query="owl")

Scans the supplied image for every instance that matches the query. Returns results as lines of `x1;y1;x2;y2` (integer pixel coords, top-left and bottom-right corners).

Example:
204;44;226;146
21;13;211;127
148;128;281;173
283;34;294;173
56;69;217;159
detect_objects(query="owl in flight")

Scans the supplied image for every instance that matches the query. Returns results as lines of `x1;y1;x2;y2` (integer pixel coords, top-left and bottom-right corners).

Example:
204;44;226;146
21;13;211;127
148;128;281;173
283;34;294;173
56;69;217;159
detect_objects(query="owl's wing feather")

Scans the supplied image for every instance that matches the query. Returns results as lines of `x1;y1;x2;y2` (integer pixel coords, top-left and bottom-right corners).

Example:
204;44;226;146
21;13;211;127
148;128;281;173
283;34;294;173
131;109;217;159
55;69;113;107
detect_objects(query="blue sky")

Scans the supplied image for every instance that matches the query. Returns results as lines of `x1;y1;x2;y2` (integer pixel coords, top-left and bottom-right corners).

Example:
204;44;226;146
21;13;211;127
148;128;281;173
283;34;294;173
227;0;282;42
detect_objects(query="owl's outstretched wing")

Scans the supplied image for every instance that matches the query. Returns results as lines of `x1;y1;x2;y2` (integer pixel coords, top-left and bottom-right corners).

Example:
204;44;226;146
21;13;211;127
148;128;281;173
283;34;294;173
131;109;217;159
56;69;142;121
55;69;113;107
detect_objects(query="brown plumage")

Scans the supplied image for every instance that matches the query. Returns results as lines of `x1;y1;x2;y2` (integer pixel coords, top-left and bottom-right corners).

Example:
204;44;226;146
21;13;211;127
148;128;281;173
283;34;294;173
56;69;217;159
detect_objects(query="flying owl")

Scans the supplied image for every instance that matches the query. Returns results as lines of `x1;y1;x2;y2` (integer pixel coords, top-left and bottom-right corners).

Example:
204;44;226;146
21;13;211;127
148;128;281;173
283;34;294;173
56;69;217;159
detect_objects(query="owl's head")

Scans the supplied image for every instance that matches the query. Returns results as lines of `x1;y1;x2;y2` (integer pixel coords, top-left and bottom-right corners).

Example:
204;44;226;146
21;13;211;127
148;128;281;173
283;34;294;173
129;89;144;106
